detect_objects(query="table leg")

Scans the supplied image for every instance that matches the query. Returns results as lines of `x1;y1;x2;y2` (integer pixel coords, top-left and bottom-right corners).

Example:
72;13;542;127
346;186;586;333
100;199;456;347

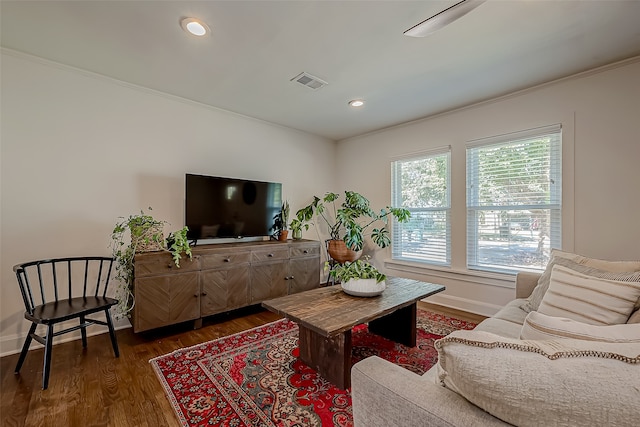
368;303;417;347
298;325;352;389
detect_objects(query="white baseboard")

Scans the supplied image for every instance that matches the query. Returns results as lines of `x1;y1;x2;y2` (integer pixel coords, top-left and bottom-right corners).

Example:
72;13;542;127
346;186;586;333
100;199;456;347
0;318;131;358
422;293;502;318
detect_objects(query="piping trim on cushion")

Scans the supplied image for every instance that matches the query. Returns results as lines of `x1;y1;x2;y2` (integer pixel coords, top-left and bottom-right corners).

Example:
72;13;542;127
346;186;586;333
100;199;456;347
435;336;640;364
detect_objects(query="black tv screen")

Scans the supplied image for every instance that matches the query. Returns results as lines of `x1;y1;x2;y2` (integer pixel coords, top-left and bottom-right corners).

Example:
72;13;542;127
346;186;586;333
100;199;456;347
185;174;282;241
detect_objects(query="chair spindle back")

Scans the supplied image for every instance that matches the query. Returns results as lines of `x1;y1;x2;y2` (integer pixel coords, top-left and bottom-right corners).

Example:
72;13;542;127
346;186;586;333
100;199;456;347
14;257;115;315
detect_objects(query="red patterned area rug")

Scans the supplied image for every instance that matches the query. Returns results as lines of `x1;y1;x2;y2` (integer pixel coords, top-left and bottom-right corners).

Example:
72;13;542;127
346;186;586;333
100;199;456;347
150;310;476;427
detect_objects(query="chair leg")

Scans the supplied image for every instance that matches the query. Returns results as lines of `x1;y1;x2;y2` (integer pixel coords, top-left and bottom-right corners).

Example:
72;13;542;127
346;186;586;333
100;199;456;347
15;323;37;374
104;309;120;358
80;315;87;348
42;324;54;390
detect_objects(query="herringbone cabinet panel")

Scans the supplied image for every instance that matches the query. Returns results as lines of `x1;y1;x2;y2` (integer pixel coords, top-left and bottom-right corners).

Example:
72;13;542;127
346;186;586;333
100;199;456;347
289;256;321;294
134;272;200;332
250;261;288;303
201;267;250;316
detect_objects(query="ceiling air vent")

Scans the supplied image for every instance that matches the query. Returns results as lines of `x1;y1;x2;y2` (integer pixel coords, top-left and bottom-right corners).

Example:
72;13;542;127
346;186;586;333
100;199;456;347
290;72;328;90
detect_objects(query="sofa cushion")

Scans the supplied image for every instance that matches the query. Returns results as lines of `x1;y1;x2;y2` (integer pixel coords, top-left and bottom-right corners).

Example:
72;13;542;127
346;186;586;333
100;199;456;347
521;250;640;313
537;265;640;325
492;298;529;324
474;317;523;339
351;356;511;427
435;330;640;427
521;311;640;342
473;299;529;339
629;309;640;324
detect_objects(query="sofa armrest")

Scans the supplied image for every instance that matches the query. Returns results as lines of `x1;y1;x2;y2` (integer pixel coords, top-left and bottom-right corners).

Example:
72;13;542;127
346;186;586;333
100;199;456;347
351;356;510;427
515;271;541;299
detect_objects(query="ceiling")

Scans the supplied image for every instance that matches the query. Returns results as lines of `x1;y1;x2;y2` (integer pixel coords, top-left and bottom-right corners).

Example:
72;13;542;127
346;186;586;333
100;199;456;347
2;1;640;141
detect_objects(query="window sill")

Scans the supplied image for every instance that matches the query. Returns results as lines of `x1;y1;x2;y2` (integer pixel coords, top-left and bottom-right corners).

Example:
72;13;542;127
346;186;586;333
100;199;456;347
384;259;517;289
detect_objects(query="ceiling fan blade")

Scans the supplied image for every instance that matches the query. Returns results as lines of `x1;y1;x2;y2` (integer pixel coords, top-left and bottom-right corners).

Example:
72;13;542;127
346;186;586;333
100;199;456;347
404;0;486;37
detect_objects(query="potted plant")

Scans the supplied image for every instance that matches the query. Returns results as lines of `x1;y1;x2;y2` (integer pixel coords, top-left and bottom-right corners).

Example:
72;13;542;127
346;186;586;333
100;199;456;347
289;218;304;240
328;256;387;297
290;203;316;241
271;201;290;241
110;208;192;318
296;191;410;263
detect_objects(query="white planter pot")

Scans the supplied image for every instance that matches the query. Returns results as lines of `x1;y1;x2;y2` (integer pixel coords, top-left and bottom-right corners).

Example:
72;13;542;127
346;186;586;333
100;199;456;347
341;278;386;297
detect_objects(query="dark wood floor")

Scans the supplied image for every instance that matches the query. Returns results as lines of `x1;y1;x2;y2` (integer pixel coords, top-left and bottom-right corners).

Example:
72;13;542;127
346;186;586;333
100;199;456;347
0;303;485;427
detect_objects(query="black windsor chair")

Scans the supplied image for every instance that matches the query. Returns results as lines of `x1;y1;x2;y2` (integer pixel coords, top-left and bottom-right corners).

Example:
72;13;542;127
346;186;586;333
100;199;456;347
13;256;120;389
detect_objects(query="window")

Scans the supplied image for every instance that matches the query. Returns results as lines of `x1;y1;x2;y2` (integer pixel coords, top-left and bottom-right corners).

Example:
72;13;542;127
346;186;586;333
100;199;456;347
391;148;451;265
466;124;562;273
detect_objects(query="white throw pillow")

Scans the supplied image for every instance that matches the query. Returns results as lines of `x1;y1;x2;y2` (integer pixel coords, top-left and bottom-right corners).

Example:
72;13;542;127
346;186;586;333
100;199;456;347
521;311;640;342
521;250;640;313
550;249;640;272
435;330;640;427
538;265;640;325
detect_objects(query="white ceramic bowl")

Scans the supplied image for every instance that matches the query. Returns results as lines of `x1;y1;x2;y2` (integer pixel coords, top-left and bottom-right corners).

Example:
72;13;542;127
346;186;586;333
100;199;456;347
341;278;386;297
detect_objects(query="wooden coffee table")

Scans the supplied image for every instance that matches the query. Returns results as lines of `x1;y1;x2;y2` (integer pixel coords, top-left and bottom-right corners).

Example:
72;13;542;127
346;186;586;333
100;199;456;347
262;276;445;389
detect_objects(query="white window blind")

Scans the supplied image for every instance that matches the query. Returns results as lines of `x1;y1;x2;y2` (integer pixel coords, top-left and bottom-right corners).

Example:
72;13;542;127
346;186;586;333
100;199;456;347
391;148;451;265
466;124;562;273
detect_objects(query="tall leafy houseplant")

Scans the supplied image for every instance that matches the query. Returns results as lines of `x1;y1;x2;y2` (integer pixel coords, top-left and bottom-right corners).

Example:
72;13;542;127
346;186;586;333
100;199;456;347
296;191;411;254
110;208;192;318
271;201;290;241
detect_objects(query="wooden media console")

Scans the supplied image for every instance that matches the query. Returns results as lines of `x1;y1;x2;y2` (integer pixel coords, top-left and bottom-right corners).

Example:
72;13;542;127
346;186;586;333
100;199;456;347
131;239;320;332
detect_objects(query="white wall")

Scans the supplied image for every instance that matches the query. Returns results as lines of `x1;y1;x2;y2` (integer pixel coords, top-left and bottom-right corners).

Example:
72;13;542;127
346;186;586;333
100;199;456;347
336;58;640;316
3;49;639;356
0;50;336;356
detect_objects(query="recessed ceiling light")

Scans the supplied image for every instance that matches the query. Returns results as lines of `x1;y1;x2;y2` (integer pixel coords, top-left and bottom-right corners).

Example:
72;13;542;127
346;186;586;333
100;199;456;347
180;17;210;37
348;99;365;107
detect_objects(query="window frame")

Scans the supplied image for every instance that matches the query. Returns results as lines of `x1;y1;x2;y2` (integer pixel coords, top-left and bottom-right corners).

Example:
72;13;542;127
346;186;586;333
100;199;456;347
466;124;562;274
391;147;452;266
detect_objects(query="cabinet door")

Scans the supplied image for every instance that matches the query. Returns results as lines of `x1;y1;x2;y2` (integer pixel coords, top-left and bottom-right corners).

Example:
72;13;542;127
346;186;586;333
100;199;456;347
133;272;200;332
200;266;250;316
288;256;321;294
250;261;288;303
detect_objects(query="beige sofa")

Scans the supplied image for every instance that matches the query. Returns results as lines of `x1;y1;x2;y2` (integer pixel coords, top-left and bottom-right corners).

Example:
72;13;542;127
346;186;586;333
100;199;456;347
351;271;539;427
351;265;640;427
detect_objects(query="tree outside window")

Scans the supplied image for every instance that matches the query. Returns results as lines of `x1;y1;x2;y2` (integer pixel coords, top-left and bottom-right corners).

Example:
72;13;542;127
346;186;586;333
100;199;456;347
392;149;450;265
467;125;562;273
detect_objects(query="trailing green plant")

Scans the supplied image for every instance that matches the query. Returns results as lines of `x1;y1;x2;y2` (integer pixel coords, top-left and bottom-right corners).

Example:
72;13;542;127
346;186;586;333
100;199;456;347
327;256;386;284
110;207;192;318
296;191;411;251
165;227;192;267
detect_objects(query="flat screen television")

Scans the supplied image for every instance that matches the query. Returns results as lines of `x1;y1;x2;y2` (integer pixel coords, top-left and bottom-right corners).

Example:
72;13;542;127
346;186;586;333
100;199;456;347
185;173;282;242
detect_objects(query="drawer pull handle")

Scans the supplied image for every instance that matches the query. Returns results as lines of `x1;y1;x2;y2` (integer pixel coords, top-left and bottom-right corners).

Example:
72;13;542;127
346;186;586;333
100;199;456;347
193;294;199;298
268;253;274;257
289;275;294;280
167;264;173;269
224;258;231;262
201;292;207;296
284;276;289;280
303;250;308;254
